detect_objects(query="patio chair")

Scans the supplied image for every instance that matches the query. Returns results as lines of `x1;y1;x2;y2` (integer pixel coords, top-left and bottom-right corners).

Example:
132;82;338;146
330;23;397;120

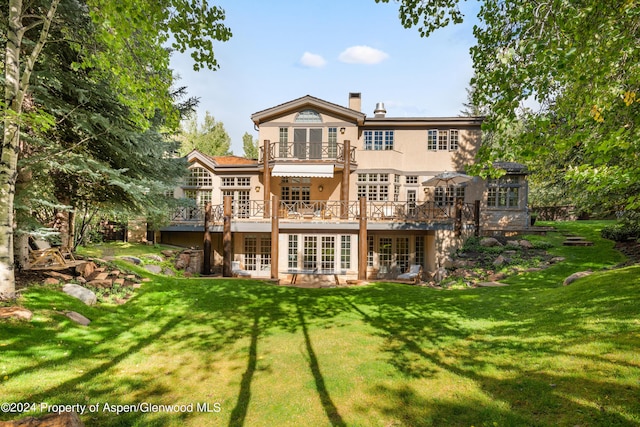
28;238;68;269
397;264;423;284
231;261;251;278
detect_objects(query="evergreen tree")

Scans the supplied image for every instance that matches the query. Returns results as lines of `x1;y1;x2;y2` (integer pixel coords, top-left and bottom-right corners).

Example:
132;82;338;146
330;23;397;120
1;0;231;296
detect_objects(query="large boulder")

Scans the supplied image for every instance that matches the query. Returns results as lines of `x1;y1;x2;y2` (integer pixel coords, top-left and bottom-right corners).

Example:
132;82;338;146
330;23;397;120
65;311;91;326
519;239;534;249
480;237;503;247
144;265;162;274
563;271;593;286
119;256;141;265
62;284;97;306
0;306;33;321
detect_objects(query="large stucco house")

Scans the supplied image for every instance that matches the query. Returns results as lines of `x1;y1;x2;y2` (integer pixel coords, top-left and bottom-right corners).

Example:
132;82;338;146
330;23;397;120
160;93;529;283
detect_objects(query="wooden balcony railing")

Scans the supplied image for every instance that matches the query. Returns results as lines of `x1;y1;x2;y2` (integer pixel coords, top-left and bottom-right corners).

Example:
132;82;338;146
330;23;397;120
258;141;356;163
169;200;475;225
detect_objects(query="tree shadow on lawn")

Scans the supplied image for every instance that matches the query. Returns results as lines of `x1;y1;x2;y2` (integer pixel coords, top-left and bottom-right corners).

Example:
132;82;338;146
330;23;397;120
342;282;640;426
4;270;639;426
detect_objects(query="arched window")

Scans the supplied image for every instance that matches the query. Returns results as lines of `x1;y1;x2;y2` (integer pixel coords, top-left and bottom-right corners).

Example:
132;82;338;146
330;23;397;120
294;109;322;123
186;167;213;187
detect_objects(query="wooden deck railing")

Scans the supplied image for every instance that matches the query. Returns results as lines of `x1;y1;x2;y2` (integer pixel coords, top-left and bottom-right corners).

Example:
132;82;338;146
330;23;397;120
169;200;475;224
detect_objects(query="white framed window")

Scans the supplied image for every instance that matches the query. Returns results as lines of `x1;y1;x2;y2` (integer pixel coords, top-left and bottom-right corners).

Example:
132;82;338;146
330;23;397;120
281;177;311;203
243;235;271;272
450;129;459;151
288;235;298;269
367;236;374;267
221;177;251;187
415;236;425;267
186;167;213;187
435;186;466;206
428;129;459;151
222;189;250;218
405;176;418;184
287;234;353;272
357;173;390;201
364;130;394;150
427;130;438;150
279;127;289;158
438;130;449;151
184;189;212;208
341;236;351;270
294;109;322;123
373;235;419;274
328;127;338;158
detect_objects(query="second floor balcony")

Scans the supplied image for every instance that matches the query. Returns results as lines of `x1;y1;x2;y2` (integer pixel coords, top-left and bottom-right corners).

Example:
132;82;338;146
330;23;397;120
259;141;357;163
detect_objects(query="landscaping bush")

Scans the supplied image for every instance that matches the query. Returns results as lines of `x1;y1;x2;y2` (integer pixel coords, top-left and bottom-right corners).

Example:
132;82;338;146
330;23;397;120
601;223;640;242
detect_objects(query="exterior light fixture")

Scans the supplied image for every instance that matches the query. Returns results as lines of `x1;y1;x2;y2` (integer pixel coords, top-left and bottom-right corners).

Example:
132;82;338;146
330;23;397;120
340;127;346;134
318;185;324;192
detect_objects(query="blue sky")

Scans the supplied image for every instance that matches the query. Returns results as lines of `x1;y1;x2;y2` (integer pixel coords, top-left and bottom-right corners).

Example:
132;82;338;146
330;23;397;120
170;0;481;155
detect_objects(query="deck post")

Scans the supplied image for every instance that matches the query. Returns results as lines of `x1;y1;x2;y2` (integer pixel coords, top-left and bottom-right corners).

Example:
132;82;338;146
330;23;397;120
263;140;271;218
271;195;279;280
223;195;232;277
358;196;367;280
203;202;211;275
341;140;351;219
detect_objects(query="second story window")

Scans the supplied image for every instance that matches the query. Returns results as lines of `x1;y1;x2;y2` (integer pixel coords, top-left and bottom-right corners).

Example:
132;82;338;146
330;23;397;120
428;129;460;151
364;130;394;151
278;127;289;158
405;176;418;184
221;177;251;187
186;167;213;187
294;109;322;123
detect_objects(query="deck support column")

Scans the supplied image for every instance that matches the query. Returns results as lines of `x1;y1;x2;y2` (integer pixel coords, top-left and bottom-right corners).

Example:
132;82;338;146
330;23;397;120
341;140;350;219
263;140;271;218
358;196;367;280
271;195;279;280
203;202;212;275
223;195;232;277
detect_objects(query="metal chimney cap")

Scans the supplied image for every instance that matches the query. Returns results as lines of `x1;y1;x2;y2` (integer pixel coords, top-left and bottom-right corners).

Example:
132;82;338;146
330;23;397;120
374;102;386;117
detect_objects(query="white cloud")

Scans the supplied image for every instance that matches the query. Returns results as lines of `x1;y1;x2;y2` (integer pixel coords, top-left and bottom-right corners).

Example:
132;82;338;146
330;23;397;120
338;45;389;65
300;52;327;68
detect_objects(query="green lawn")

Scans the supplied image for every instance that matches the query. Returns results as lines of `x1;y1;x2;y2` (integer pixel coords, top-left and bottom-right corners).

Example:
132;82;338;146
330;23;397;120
1;221;639;426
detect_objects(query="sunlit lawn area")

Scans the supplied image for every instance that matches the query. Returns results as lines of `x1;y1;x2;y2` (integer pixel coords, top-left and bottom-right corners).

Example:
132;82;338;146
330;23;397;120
1;221;639;426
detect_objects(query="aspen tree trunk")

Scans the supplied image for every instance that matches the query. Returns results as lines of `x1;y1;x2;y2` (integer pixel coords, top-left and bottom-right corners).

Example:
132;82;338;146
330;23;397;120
1;0;60;297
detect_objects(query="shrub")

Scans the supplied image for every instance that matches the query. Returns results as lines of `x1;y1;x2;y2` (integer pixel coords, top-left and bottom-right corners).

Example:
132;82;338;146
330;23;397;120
601;223;640;242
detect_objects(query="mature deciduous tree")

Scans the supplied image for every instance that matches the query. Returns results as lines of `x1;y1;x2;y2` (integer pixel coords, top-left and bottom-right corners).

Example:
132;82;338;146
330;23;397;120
381;0;640;215
178;111;231;157
242;132;259;159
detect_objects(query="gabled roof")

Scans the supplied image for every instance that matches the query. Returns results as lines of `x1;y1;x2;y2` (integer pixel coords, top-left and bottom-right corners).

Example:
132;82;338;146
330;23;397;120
251;94;366;126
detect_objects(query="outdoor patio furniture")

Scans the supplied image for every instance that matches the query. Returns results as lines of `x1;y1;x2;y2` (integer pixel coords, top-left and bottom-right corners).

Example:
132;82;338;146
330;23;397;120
397;264;423;284
28;238;69;269
231;261;251;277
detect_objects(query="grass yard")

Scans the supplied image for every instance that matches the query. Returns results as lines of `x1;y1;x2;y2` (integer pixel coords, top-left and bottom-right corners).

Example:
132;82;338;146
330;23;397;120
1;221;639;426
